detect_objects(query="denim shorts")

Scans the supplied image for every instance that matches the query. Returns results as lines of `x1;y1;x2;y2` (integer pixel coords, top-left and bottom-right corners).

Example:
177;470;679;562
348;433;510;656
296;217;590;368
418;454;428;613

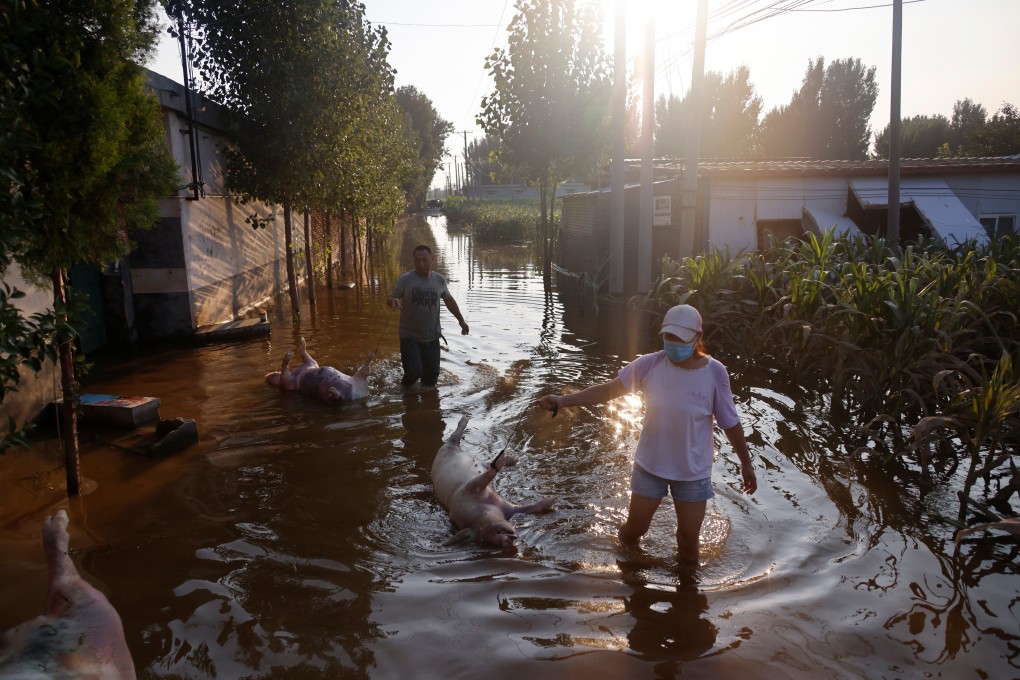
631;464;714;502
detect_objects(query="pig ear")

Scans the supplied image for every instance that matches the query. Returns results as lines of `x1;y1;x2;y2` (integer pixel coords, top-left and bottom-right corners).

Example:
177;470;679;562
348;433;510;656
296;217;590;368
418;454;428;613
443;528;476;547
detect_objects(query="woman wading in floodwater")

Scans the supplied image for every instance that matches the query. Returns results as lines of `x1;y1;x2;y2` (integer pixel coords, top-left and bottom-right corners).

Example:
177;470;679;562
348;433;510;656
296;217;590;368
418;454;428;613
535;304;757;565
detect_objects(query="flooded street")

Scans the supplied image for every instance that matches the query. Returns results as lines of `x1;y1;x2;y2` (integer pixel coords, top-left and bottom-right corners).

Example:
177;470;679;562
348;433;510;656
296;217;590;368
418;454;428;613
1;215;1016;679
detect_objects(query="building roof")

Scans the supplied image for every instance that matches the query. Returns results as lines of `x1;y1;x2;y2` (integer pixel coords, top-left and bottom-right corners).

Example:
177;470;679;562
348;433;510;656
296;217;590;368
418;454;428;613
642;156;1020;179
849;177;987;246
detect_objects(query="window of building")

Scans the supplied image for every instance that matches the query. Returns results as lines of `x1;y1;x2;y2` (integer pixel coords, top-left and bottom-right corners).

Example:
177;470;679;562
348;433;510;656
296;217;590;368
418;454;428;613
979;214;1016;238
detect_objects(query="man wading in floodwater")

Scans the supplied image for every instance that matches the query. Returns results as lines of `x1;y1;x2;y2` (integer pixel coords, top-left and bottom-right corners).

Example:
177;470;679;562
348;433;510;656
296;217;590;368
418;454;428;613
387;244;469;388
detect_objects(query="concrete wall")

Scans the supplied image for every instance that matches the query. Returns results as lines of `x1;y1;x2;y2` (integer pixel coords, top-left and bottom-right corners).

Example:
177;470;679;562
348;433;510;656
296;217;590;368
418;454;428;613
943;171;1020;225
706;176;851;253
0;264;59;437
560;180;681;293
133;72;306;337
559;192;606;278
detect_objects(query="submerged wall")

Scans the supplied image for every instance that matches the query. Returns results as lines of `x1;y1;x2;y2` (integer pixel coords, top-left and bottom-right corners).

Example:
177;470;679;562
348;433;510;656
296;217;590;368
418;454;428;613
133;72;305;338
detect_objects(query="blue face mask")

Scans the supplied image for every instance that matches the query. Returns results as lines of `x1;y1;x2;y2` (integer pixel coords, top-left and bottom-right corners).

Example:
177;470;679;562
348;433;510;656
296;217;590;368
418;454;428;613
663;339;695;363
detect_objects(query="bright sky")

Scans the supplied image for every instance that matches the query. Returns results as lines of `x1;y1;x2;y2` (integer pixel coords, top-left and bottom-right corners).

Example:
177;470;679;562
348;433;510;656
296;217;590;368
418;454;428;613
148;0;1020;190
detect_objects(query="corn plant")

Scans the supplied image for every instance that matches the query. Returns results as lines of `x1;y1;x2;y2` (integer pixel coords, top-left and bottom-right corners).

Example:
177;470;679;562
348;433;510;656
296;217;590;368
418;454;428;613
643;230;1020;525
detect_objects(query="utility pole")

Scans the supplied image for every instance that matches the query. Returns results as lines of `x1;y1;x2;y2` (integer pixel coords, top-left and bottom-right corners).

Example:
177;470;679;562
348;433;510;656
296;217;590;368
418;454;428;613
456;130;472;198
637;3;654;293
609;0;626;294
680;0;708;259
887;0;903;245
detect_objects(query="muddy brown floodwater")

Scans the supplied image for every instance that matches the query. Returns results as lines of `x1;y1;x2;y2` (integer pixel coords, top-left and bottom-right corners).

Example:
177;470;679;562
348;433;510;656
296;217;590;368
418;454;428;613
1;215;1017;679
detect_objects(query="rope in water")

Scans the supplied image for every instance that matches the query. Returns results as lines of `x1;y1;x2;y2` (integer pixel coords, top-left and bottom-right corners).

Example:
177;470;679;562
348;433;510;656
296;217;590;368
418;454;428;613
489;400;557;469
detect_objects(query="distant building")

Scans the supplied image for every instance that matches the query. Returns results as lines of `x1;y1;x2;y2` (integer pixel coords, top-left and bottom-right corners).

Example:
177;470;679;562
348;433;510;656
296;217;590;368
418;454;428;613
560;157;1020;294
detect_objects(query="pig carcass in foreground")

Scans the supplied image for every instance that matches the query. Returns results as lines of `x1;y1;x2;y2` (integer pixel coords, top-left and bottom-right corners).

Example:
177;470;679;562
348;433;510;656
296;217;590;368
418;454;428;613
432;415;556;548
0;510;136;680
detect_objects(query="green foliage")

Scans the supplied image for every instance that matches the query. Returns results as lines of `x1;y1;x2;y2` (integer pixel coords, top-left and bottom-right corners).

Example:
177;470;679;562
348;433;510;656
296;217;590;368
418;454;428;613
480;0;612;183
443;197;547;243
177;0;412;224
645;232;1020;522
656;66;762;159
465;134;507;185
1;0;177;451
5;0;177;278
479;0;612;279
979;102;1020;156
873;114;953;159
396;86;453;210
873;99;1020;159
758;57;877;159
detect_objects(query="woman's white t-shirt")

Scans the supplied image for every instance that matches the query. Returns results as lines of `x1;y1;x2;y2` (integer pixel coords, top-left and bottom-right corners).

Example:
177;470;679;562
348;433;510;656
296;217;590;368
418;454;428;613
617;352;740;481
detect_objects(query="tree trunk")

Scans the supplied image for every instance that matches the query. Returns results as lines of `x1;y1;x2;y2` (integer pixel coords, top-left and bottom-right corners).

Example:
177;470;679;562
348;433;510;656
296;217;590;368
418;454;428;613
549;183;558;271
325;212;334;289
283;204;300;317
353;209;361;274
303;208;316;306
51;268;80;496
540;178;551;283
340;209;348;281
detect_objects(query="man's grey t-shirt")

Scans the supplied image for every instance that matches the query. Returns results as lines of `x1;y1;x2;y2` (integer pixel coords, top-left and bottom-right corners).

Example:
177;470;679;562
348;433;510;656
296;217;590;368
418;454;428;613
389;270;450;341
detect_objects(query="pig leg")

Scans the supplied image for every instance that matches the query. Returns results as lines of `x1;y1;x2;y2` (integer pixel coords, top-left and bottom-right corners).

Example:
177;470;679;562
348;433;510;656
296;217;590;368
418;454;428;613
505;496;557;518
461;452;517;495
354;351;375;379
277;350;297;390
296;337;319;369
469;453;556;519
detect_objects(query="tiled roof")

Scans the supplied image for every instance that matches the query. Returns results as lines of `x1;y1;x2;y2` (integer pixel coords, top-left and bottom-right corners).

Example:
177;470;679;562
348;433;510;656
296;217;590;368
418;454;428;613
639;156;1020;178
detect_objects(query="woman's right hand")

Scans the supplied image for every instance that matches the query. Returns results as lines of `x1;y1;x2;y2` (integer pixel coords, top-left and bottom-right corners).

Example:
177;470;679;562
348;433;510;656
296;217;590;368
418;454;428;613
534;394;561;412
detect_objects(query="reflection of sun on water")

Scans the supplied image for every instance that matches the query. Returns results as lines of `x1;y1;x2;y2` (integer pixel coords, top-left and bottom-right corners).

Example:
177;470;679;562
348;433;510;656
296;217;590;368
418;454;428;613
699;512;731;561
606;392;644;437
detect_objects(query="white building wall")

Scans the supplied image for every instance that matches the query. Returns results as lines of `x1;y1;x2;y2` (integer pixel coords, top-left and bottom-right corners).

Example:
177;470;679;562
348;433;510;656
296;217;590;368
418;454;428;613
707;176;851;252
135;77;306;335
943;172;1020;219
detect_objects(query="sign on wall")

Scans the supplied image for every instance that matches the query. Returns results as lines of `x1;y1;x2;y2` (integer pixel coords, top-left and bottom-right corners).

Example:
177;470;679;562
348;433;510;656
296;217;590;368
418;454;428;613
654;196;672;226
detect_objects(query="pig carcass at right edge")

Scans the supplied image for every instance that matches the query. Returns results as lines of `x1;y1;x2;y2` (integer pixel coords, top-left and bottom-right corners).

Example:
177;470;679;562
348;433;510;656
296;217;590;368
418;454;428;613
432;414;556;548
0;510;136;680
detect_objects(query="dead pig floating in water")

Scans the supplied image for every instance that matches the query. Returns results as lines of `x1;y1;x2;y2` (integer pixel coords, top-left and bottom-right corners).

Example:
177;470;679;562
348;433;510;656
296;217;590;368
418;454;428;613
431;414;556;548
265;337;374;404
0;510;136;679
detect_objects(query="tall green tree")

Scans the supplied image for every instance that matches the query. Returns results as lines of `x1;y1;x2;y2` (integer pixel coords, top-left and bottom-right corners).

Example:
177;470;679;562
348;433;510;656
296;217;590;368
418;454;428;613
980;102;1020;156
951;98;988;156
874;99;1019;158
479;0;612;283
396;86;452;210
655;66;762;159
759;57;877;160
0;0;177;487
873;114;953;159
176;0;403;314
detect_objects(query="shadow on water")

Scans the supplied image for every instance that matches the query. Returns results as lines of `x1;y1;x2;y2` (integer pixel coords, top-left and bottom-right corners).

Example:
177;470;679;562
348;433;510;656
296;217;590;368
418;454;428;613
1;214;1017;679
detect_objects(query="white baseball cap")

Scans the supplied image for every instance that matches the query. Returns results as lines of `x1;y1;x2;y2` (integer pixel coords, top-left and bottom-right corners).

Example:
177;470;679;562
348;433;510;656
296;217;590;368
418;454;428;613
660;304;702;343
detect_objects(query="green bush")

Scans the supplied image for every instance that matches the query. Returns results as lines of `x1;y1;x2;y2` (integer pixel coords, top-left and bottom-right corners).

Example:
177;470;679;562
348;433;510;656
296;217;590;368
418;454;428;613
645;231;1020;524
442;197;557;243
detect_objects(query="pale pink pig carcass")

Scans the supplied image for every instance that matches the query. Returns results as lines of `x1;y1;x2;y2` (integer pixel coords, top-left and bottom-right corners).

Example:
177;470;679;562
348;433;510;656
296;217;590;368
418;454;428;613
0;510;135;679
266;337;374;404
432;415;556;548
